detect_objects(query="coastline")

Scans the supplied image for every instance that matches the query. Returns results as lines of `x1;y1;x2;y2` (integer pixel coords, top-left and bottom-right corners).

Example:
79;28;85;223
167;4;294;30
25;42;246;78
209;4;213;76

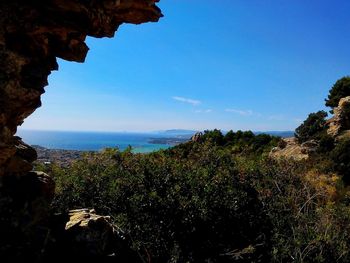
32;139;187;167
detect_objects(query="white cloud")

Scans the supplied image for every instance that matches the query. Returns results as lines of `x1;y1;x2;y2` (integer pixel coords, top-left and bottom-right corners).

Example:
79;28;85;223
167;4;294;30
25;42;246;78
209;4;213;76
268;114;285;121
195;109;212;113
172;96;201;106
225;108;253;116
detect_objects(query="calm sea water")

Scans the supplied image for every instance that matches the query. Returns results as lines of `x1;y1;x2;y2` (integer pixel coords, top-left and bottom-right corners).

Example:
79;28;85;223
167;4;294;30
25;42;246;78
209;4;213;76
16;130;173;153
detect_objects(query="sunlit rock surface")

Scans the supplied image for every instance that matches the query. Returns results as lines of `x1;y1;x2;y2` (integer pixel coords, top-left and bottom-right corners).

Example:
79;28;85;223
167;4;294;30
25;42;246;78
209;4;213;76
270;137;310;161
327;96;350;138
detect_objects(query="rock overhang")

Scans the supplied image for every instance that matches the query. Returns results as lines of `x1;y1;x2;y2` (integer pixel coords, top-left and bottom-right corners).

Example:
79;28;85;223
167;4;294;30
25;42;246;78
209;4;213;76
0;0;162;176
0;0;162;260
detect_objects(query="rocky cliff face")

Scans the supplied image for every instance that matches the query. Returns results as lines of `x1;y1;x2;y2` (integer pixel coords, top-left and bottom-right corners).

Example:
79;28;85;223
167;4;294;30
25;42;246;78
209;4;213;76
271;96;350;161
327;96;350;138
0;0;162;260
0;0;162;177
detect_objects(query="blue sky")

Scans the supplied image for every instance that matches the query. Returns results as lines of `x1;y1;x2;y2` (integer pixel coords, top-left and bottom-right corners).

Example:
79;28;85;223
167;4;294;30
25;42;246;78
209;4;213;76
21;0;350;132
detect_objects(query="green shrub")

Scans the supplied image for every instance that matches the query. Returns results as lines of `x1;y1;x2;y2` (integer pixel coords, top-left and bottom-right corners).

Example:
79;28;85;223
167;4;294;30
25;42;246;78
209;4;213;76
331;138;350;184
240;158;350;262
295;111;328;143
202;129;225;145
49;130;350;262
317;134;335;153
200;129;278;156
325;76;350;112
52;143;272;262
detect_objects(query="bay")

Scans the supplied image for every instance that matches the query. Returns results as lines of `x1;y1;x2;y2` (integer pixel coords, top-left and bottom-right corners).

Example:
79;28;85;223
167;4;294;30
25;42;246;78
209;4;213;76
16;130;175;153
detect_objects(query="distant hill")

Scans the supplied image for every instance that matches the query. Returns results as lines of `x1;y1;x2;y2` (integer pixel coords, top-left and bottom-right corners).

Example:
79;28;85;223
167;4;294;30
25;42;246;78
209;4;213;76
155;129;294;138
156;129;198;136
254;131;294;138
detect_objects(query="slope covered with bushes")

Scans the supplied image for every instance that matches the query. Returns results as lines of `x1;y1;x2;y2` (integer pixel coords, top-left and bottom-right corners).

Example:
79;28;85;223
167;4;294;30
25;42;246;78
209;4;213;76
42;129;350;262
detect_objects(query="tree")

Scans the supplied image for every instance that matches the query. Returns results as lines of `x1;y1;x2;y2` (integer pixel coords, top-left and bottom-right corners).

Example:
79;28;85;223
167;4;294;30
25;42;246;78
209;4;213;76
325;76;350;113
224;130;236;144
295;111;328;143
202;129;224;145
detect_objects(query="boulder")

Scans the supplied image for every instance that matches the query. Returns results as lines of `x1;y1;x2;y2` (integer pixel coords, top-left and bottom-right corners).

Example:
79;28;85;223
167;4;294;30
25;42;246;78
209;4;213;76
301;139;319;154
269;137;309;161
327;96;350;137
14;136;37;163
191;132;203;142
63;208;139;260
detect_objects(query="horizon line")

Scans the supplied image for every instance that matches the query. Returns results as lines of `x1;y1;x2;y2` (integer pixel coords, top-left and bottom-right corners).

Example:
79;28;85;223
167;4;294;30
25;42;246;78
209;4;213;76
17;128;294;134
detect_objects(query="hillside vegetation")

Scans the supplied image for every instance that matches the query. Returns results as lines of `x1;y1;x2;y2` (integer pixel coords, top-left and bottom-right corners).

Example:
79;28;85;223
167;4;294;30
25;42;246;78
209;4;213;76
38;130;348;262
40;77;350;262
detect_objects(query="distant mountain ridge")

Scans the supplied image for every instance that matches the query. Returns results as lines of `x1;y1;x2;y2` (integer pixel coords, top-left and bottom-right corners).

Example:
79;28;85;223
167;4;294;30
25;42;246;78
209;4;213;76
156;129;294;138
155;129;198;135
254;131;294;138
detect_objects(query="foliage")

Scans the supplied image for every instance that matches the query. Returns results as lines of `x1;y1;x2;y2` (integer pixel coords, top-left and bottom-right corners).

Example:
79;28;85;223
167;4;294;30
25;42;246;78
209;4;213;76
48;129;350;262
202;129;225;145
317;133;335;153
342;102;350;127
331;138;350;184
243;159;350;262
52;143;272;262
295;111;328;143
325;76;350;112
200;129;280;155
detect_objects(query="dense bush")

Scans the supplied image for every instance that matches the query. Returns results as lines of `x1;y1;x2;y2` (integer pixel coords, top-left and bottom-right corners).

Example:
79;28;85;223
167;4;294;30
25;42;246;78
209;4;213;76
242;158;350;262
52;142;272;262
342;102;350;128
48;130;350;262
202;129;225;145
201;129;280;155
317;133;335;153
331;138;350;184
295;111;328;143
325;76;350;112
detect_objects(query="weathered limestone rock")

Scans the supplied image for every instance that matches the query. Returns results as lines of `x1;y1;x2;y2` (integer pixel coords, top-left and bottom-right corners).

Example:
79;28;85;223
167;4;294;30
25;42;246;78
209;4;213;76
270;137;309;161
191;132;203;142
14;136;37;163
38;208;142;261
0;0;162;176
65;209;122;256
300;139;319;154
271;96;350;161
327;96;350;137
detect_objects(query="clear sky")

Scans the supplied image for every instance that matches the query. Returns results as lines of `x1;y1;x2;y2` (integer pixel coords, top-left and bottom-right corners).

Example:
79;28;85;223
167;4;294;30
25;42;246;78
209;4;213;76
21;0;350;132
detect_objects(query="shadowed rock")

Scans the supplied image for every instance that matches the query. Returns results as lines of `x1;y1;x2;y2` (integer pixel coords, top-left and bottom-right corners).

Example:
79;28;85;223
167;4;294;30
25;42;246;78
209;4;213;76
0;0;162;176
0;1;162;261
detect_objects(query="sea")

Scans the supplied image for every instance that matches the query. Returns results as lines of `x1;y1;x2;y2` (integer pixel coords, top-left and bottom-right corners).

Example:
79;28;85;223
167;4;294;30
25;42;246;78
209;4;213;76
16;130;186;153
16;129;293;154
